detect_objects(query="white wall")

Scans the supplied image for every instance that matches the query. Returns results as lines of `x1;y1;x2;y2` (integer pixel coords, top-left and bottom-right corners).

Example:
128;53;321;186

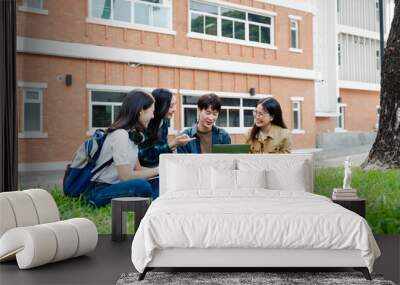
338;34;381;83
313;0;395;116
313;0;339;116
337;0;380;32
384;0;396;37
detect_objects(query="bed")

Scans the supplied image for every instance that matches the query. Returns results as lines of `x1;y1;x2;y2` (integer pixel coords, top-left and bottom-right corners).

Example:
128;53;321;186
131;154;380;280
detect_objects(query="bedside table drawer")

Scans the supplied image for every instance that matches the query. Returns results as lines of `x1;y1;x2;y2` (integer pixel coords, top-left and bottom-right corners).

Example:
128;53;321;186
332;199;366;218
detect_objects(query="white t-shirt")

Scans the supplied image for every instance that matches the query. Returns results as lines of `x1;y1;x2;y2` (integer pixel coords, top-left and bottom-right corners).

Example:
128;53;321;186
91;129;138;184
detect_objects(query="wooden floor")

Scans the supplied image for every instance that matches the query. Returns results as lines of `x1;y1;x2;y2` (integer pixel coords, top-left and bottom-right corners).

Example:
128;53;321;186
0;235;398;285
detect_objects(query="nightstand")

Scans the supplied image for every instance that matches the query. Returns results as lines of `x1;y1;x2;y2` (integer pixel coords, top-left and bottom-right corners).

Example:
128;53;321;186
332;198;366;218
111;197;151;242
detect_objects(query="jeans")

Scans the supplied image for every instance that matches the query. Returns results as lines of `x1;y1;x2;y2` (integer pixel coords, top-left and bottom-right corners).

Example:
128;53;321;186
84;177;159;207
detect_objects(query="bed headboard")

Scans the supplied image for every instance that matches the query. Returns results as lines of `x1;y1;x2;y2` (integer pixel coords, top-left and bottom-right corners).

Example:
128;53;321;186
159;154;314;196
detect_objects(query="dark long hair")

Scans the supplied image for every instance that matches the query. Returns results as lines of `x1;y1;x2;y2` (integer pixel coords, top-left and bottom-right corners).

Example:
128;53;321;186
248;97;287;143
146;88;173;146
107;89;154;135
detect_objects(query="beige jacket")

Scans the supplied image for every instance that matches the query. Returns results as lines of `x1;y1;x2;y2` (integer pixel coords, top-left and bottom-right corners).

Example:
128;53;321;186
244;124;291;154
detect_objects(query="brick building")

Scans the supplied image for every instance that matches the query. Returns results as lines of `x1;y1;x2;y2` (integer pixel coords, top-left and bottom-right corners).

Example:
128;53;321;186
16;0;392;170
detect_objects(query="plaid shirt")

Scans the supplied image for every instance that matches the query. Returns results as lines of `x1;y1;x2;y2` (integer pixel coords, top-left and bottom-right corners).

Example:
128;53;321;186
138;119;172;168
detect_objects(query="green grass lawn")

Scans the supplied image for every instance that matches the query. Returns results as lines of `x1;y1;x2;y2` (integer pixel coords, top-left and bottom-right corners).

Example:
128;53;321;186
315;167;400;234
51;167;400;234
51;190;114;234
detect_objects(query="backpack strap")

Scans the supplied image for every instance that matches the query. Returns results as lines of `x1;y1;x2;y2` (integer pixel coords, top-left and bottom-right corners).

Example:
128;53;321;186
92;157;114;176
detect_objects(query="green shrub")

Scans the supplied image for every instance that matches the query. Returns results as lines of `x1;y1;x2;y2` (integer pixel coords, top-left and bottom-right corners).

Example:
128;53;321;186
315;167;400;234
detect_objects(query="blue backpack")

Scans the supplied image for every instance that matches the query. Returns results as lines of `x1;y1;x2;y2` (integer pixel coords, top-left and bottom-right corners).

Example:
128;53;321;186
63;129;113;196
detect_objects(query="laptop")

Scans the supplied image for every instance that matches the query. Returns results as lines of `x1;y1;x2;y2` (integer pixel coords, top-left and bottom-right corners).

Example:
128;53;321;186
211;144;251;154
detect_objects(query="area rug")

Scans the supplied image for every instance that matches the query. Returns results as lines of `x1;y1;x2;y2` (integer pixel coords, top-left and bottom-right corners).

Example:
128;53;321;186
116;271;396;285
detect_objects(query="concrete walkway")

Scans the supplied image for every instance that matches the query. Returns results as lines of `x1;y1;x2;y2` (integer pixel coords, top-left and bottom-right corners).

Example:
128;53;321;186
18;170;64;190
316;152;369;167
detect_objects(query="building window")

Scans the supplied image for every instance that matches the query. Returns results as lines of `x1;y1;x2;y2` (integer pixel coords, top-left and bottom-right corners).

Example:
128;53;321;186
90;91;127;128
90;0;172;29
376;0;380;22
22;89;43;132
190;1;218;36
221;7;246;40
290;19;299;49
22;0;43;9
338;43;341;66
19;0;48;15
242;98;259;127
181;95;198;128
216;98;241;128
290;97;303;131
376;50;380;70
337;104;346;130
376;105;381;129
90;89;177;132
189;0;274;47
181;95;260;131
248;13;272;44
337;0;340;13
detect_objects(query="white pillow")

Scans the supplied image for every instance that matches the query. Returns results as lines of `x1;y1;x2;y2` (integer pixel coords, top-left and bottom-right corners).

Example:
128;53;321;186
211;168;236;191
266;163;308;191
167;162;211;191
236;169;267;189
237;158;310;192
166;160;236;192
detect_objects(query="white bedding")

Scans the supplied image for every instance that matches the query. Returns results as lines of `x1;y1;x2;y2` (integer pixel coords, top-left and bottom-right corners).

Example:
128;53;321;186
131;190;380;273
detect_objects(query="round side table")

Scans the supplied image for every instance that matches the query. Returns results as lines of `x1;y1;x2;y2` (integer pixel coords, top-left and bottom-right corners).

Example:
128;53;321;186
111;197;151;242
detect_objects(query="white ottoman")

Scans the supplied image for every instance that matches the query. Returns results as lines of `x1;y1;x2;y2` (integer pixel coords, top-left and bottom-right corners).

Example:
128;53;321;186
0;189;98;269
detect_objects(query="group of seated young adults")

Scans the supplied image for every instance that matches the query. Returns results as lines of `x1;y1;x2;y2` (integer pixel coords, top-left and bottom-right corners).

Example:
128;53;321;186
84;89;291;207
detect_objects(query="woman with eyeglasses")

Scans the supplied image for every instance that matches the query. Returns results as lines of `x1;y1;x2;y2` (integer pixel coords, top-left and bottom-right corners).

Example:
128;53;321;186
245;97;291;153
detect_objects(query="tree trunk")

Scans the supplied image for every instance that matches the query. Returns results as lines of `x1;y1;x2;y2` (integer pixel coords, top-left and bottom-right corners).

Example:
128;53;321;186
362;0;400;169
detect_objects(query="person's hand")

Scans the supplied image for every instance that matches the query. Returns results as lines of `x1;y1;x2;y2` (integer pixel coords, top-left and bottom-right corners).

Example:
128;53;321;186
176;134;196;145
169;134;195;150
153;167;159;176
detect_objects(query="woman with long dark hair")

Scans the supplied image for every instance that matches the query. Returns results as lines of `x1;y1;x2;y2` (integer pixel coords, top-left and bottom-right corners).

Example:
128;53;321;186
138;88;192;167
245;97;291;153
84;90;159;207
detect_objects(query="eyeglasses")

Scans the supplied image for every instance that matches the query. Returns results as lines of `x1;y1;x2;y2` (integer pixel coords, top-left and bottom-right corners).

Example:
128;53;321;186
252;110;269;117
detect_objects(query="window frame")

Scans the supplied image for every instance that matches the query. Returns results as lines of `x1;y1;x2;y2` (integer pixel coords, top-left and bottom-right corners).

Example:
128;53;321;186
90;100;122;129
19;88;48;138
220;10;246;41
289;19;299;49
375;0;380;22
188;0;277;50
335;103;347;132
290;96;304;134
87;86;178;135
181;100;198;129
18;0;48;15
288;15;302;53
190;10;218;36
376;49;380;70
247;14;273;45
180;92;271;134
375;105;381;129
87;0;175;35
217;105;241;129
